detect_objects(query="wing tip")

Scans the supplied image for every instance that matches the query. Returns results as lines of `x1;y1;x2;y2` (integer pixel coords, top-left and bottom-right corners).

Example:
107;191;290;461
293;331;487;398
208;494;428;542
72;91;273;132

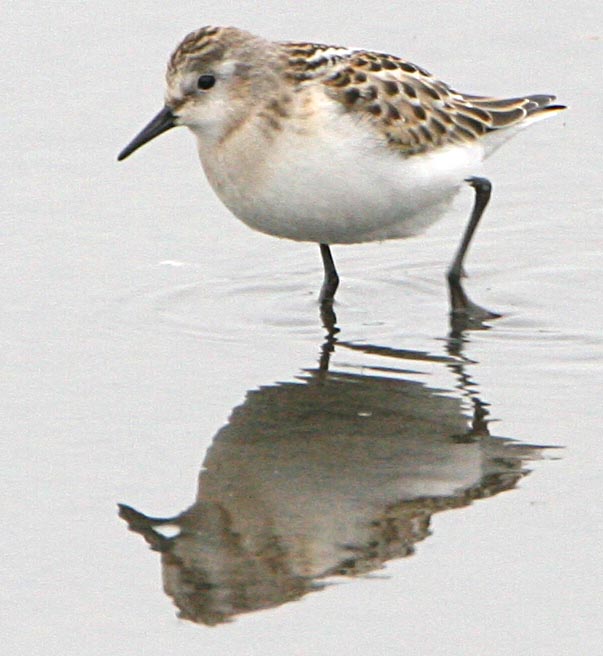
525;94;567;114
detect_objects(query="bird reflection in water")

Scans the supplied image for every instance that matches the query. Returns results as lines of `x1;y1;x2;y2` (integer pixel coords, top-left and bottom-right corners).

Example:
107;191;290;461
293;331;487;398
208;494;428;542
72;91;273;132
119;318;552;626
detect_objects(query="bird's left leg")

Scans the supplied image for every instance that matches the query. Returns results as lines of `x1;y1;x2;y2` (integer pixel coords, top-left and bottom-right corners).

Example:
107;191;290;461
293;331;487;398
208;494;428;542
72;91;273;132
319;243;339;306
447;177;500;322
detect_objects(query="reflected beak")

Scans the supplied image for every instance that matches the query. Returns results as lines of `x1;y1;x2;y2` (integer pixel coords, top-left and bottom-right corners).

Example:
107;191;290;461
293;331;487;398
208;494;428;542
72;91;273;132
117;106;177;161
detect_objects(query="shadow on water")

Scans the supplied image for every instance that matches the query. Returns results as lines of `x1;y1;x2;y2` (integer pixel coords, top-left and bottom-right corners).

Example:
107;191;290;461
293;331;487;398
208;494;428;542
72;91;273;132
119;314;555;626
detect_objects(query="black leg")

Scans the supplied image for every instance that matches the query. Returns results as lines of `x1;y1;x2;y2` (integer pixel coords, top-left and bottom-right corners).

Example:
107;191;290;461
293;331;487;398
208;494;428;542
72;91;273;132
319;243;339;305
447;177;500;323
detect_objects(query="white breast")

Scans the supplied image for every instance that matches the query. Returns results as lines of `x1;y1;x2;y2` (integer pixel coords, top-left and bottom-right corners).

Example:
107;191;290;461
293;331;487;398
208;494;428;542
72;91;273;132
197;95;484;244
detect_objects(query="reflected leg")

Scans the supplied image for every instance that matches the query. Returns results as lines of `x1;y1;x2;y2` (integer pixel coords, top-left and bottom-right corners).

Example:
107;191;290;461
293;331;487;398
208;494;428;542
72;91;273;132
447;177;500;322
118;503;173;551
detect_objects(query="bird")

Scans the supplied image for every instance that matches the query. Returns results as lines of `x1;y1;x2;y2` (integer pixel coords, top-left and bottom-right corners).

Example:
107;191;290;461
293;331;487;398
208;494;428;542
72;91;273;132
118;26;565;319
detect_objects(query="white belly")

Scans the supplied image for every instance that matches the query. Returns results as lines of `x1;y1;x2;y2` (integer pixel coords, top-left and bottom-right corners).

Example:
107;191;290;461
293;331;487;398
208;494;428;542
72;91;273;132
198;107;484;244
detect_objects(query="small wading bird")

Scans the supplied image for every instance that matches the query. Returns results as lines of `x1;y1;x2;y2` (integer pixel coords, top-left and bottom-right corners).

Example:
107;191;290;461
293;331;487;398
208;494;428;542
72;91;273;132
118;26;565;321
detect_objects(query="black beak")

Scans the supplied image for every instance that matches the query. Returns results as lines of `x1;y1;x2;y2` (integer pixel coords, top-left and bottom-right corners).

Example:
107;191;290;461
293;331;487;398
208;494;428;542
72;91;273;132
117;106;176;161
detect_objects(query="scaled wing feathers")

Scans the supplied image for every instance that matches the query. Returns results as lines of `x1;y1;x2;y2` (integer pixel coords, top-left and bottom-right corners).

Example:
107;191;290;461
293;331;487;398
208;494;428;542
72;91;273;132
284;43;564;155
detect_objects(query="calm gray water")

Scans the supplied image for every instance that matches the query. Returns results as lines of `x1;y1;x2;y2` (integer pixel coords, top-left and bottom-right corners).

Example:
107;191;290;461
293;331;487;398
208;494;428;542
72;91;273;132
3;2;602;655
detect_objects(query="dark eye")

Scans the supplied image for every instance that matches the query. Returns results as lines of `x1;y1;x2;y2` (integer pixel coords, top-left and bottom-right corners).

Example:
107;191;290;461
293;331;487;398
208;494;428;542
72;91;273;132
197;74;216;90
